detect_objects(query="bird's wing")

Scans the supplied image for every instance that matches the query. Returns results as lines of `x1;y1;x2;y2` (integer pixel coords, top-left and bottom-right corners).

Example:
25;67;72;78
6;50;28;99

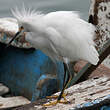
44;11;80;28
44;11;96;42
45;27;78;61
46;24;99;65
44;12;99;65
44;11;80;20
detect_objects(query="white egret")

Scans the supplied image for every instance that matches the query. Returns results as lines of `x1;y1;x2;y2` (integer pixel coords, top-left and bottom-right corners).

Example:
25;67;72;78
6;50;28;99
7;7;99;106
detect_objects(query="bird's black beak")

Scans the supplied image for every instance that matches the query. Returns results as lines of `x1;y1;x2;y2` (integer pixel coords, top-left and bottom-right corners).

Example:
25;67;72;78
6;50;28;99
6;26;24;48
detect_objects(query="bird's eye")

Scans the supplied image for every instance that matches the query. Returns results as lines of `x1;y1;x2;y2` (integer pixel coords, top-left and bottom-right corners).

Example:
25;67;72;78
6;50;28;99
21;26;24;29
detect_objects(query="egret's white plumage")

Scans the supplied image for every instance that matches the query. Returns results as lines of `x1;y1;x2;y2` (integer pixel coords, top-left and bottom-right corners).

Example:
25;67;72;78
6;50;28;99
11;8;99;65
8;7;100;106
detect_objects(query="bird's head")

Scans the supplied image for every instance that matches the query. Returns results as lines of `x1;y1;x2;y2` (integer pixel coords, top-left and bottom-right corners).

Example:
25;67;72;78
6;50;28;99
7;7;44;47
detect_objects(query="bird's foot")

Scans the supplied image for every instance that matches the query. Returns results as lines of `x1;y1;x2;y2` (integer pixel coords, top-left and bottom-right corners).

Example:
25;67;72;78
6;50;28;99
46;92;67;99
43;98;68;107
43;93;68;106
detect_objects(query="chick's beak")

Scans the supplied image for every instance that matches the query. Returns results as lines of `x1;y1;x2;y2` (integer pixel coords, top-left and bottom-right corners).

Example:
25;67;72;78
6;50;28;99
6;26;24;47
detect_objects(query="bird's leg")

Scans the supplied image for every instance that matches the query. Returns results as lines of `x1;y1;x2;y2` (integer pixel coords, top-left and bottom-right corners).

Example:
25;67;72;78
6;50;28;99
68;62;77;77
57;63;71;101
46;63;67;99
46;62;67;99
64;63;73;89
43;63;71;106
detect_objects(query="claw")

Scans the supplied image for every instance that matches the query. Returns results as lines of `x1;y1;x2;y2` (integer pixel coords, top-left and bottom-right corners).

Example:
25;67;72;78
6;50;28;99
43;99;68;107
43;92;68;106
43;100;58;106
46;93;67;99
46;95;58;99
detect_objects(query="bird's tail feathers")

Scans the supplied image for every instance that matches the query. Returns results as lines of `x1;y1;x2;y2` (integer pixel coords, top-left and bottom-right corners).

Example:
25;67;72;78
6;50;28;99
86;46;99;65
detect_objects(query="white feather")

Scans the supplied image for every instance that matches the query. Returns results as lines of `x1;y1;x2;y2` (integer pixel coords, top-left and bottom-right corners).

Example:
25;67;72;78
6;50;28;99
11;7;43;21
12;8;99;65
